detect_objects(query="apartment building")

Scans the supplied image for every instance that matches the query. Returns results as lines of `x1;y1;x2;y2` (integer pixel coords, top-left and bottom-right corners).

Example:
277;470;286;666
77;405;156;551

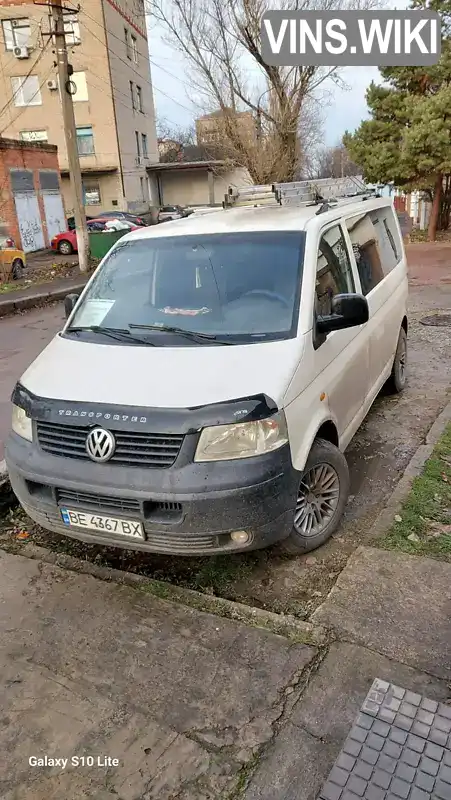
196;109;256;147
0;0;159;217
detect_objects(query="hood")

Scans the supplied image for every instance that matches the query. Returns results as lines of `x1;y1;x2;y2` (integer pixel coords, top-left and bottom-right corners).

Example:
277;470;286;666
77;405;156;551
20;333;303;409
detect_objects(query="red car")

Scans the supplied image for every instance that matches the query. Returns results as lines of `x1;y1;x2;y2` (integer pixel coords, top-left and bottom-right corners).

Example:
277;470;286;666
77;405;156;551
51;218;140;255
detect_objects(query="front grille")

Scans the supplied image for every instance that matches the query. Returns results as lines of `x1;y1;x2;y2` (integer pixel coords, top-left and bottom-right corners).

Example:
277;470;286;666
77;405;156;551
37;421;184;467
56;488;140;514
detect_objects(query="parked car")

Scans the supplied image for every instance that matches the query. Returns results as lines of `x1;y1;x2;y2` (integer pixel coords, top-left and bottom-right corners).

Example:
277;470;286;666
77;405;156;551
52;218;140;254
95;211;147;227
158;205;193;223
66;216;95;230
6;189;408;558
67;212;146;231
0;229;26;280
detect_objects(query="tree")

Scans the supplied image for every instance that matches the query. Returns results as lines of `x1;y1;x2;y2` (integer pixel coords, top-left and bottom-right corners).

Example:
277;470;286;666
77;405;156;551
344;0;451;240
156;117;196;161
148;0;383;185
313;143;361;180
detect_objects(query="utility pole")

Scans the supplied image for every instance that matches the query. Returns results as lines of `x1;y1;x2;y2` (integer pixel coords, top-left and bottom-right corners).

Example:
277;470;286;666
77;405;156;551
50;0;89;272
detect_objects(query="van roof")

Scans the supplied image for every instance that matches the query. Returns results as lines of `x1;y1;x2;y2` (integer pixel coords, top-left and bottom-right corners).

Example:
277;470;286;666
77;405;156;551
124;195;393;242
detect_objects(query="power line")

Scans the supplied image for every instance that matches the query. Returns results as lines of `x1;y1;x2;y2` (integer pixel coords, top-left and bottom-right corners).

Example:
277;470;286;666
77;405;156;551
0;64;53;136
0;37;51;120
79;7;194;115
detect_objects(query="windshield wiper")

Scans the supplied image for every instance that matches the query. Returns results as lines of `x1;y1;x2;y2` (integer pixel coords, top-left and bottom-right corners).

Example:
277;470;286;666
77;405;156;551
128;323;234;345
66;325;157;346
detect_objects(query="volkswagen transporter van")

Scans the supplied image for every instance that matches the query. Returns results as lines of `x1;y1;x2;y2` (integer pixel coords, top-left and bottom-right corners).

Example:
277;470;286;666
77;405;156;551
5;182;408;556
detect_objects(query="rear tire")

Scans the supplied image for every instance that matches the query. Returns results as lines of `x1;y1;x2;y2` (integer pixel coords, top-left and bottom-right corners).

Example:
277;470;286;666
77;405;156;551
281;438;350;555
11;258;24;280
387;328;407;394
58;239;73;255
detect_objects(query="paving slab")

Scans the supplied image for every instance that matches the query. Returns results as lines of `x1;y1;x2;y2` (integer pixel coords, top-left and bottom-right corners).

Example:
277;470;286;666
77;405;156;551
245;643;449;800
311;547;451;680
0;549;315;799
319;678;451;800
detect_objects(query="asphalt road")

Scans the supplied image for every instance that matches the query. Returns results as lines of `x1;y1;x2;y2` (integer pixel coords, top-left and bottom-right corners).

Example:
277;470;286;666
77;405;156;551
0;303;65;461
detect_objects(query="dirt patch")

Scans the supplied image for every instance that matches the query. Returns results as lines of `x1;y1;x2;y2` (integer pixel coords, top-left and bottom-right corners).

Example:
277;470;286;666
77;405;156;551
1;283;451;620
0;252;97;295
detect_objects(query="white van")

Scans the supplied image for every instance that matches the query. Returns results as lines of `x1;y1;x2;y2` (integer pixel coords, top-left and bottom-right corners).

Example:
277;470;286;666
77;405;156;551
5;188;408;556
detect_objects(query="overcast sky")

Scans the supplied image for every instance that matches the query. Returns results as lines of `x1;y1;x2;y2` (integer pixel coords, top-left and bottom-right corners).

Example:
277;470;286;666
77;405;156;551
148;27;379;144
147;0;409;145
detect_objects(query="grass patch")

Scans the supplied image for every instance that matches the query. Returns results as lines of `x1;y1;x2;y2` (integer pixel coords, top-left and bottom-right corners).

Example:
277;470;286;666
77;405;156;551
0;282;17;294
380;423;451;560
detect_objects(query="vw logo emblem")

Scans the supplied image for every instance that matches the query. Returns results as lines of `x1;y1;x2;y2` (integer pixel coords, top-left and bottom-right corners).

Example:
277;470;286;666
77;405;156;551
86;427;116;463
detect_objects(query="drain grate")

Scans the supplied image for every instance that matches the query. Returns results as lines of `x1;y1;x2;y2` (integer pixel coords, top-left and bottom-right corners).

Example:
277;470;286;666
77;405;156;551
319;679;451;800
420;314;451;327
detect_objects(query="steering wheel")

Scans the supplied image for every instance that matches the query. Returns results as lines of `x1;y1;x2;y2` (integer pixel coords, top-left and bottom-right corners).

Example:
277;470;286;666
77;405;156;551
239;290;290;308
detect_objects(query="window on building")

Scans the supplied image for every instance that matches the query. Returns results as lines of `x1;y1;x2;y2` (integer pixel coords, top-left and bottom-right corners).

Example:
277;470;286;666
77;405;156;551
125;27;131;59
345;208;402;296
72;71;88;102
83;183;101;205
2;18;31;51
76;126;95;155
135;130;141;159
11;75;42;107
140;176;145;201
130;80;135;109
136;85;143;112
20;130;48;142
131;34;138;63
315;225;355;318
64;14;81;46
141;133;148;158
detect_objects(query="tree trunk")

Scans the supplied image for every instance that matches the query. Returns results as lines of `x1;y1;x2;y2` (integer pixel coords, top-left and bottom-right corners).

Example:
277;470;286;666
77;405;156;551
428;173;443;241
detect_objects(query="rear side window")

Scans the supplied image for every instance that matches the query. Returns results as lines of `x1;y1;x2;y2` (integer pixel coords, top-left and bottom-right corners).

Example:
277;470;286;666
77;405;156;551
345;207;402;296
316;224;355;317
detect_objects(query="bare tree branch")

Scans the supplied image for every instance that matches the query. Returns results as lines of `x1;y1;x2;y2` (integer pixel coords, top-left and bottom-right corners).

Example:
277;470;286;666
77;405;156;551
148;0;385;182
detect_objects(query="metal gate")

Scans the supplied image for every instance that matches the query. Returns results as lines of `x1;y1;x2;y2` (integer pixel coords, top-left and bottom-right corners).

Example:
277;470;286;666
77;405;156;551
14;193;45;253
42;193;66;241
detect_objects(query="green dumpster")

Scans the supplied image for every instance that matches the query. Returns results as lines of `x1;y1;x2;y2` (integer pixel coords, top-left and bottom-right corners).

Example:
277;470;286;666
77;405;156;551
89;230;127;260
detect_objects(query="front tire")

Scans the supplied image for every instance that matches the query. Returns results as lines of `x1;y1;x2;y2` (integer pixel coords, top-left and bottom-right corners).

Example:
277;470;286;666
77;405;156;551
58;239;73;255
387;328;407;394
282;438;350;555
11;258;24;280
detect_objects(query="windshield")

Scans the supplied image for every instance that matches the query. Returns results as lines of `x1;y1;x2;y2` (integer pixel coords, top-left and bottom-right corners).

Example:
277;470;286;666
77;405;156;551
67;232;305;345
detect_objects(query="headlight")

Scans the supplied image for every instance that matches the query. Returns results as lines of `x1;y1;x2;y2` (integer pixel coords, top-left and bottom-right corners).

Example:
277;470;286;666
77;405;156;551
195;412;288;462
12;404;32;441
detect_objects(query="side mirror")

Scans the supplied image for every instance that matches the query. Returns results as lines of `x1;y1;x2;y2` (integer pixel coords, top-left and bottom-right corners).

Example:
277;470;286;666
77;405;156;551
64;293;79;319
317;293;369;335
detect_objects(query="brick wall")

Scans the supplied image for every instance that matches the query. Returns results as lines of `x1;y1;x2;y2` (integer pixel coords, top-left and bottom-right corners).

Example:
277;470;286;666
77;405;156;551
0;138;62;248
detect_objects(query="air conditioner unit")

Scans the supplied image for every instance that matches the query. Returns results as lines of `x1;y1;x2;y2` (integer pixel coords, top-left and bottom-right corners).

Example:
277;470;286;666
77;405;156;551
46;79;58;91
13;46;29;59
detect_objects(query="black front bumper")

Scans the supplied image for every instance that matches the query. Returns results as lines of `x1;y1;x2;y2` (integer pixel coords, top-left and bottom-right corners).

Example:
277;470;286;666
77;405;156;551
6;433;300;556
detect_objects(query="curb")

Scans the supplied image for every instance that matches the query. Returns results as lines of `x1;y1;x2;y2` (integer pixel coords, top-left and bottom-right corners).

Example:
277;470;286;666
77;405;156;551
0;280;87;318
13;541;328;647
367;397;451;541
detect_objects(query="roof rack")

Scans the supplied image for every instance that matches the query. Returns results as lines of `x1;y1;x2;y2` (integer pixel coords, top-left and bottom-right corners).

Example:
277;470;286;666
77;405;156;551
223;176;379;211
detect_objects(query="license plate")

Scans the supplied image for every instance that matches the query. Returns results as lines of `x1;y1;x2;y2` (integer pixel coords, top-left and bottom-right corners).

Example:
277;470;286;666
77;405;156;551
60;508;144;539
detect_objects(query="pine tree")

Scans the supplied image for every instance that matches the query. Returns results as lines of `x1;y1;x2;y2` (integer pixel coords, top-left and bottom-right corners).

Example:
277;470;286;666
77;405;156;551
344;0;451;240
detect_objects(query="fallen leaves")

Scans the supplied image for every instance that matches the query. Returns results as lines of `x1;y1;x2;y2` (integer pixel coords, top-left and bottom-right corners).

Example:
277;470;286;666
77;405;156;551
15;530;30;540
394;514;403;523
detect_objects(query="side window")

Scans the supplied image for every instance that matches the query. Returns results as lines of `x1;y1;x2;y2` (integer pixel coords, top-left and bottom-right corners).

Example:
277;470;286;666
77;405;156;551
316;225;355;317
345;207;402;296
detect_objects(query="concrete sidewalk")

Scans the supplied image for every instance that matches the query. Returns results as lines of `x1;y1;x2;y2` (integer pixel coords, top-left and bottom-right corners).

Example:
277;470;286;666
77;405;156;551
1;541;450;799
0;549;315;799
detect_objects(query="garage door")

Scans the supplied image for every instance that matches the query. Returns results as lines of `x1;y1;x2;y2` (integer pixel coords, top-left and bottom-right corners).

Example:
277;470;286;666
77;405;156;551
43;193;66;242
14;193;45;253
